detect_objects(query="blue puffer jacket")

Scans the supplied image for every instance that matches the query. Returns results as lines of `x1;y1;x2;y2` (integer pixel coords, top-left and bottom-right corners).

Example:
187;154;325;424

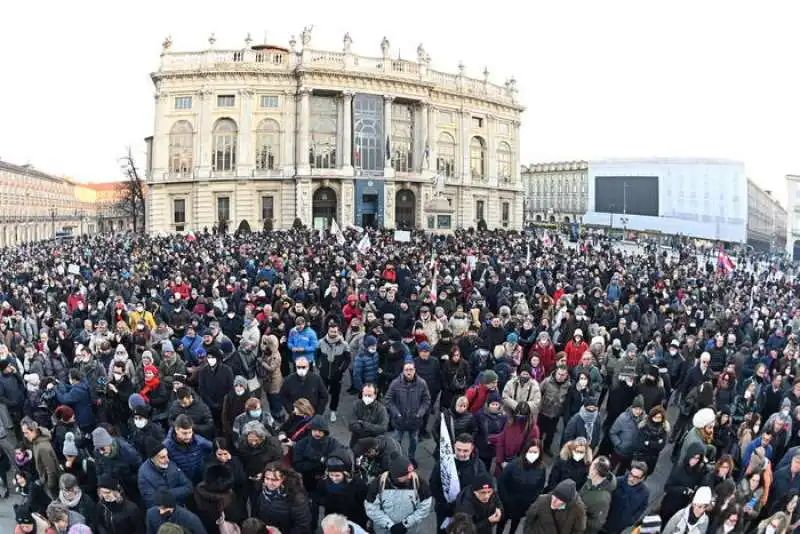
55;380;95;430
288;327;319;361
352;351;380;390
609;409;641;457
137;458;194;508
164;430;213;484
604;476;649;533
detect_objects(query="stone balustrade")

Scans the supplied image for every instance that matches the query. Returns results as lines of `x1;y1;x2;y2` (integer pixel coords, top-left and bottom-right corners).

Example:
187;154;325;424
158;44;518;105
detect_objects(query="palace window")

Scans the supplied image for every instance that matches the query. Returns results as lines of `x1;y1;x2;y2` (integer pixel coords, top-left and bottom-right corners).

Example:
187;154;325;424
260;95;279;108
261;196;274;221
217;196;231;222
497;141;512;181
217;94;236;107
212;119;237;172
391;103;414;172
436;132;456;178
168;121;194;176
173;199;186;231
502;201;510;227
255;119;280;170
353;94;383;172
476;200;485;222
174;96;192;110
310;96;338;169
470;136;486;179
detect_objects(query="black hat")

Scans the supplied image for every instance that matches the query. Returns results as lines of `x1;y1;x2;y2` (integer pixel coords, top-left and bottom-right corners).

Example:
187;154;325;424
97;474;120;491
202;464;234;493
14;504;34;525
389;455;415;479
144;436;165;459
132;404;152;418
471;472;494;492
583;395;600;408
156;488;176;508
325;456;350;473
309;415;329;433
552;479;577;503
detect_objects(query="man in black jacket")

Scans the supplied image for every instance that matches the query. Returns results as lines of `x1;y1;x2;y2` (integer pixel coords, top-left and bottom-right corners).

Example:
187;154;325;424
279;356;329;415
430;434;488;534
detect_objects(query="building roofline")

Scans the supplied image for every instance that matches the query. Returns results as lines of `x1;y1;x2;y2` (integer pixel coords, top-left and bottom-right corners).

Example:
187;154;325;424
0;160;65;184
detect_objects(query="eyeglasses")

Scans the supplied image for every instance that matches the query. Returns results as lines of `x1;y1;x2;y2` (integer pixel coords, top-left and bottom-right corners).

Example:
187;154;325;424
628;472;644;481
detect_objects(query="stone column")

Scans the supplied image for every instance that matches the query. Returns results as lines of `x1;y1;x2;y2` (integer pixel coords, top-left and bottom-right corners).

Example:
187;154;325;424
419;100;430;171
151;91;169;181
461;110;472;182
282;90;295;176
342;92;354;173
197;89;214;178
383;95;394;178
296;88;311;176
238;89;254;177
486;114;496;183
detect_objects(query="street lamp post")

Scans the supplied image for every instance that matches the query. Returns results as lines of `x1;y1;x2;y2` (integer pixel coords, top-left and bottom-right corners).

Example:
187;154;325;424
609;203;615;229
623;182;629;215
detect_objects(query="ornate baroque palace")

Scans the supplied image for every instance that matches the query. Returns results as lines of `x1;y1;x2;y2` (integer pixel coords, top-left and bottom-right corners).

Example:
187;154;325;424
146;28;525;233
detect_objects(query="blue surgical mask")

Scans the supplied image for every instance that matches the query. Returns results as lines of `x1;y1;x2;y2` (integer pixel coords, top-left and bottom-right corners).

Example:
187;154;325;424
249;409;262;418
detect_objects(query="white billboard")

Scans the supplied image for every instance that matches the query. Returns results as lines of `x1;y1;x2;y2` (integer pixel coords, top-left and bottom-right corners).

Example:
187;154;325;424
583;158;747;243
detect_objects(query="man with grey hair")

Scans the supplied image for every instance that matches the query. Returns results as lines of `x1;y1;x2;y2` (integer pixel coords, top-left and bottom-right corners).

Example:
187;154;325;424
321;513;369;534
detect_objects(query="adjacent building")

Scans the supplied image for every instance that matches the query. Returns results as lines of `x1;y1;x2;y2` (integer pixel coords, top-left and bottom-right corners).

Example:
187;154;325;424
521;161;588;223
746;179;786;252
145;30;525;233
786;174;800;259
0;159;145;246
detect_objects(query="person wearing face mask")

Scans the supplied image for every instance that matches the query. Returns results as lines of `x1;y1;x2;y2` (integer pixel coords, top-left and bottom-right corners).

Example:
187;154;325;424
127;404;165;458
661;485;713;534
349;383;389;447
129;302;156;331
497;441;546;534
94;474;143;534
220;376;251;439
604;462;650;534
197;346;235;424
167;387;215;441
565;371;594;423
524;479;587;534
494;402;540;476
232;397;274;451
660;443;709;524
562;396;603;450
104;361;135;428
279;356;329;416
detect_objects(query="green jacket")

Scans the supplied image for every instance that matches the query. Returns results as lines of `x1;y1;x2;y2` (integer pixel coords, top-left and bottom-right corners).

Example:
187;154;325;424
579;474;617;534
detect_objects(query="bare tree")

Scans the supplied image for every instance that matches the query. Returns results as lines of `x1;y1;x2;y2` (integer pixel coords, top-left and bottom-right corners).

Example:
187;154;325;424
117;147;146;233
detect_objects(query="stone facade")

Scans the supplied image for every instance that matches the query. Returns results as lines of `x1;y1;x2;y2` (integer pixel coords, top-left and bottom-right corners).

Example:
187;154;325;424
746;178;786;252
146;30;525;233
521;161;588;223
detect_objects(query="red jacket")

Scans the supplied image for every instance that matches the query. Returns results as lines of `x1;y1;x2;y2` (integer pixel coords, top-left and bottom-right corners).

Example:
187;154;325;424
171;282;192;301
529;342;557;374
67;294;86;314
565;340;589;368
495;420;540;470
466;384;493;414
342;302;362;327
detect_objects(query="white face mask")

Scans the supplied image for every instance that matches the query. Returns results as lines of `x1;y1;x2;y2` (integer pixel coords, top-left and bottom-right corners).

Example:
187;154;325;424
578;378;589;388
753;424;761;434
207;358;217;367
134;418;147;429
572;452;585;461
765;526;777;534
624;378;634;387
296;368;309;377
526;452;539;463
235;387;246;396
113;373;124;381
362;396;375;406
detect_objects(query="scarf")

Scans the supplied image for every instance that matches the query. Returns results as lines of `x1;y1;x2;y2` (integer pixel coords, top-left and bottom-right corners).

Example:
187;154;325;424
140;376;161;402
59;488;83;508
578;407;598;439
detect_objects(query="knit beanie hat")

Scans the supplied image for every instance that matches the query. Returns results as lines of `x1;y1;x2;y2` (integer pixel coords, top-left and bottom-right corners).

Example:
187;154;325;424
157;524;186;534
62;432;79;457
552;479;577;503
481;370;499;385
92;427;113;449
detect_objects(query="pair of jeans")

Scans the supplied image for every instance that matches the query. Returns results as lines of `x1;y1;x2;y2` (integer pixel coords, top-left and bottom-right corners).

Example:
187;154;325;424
393;429;419;459
323;375;342;412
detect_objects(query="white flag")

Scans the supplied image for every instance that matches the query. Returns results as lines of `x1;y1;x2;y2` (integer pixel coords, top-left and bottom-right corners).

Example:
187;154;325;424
330;219;345;246
357;234;371;254
439;413;461;504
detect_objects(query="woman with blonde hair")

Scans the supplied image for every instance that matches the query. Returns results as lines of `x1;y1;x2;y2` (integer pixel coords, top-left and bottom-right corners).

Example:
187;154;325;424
756;511;790;534
546;437;592;492
278;398;316;461
258;334;283;421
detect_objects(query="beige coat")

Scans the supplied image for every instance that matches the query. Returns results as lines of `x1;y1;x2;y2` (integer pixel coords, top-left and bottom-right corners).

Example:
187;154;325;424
259;334;283;394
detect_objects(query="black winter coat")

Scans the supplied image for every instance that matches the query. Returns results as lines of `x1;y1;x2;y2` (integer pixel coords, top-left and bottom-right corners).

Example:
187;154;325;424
254;488;312;534
314;476;369;528
453;485;504;534
498;457;547;519
547;457;589;492
95;497;143;534
279;372;329;415
198;363;234;410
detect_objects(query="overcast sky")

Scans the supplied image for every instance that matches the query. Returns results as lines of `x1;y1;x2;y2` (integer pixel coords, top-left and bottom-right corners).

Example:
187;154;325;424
1;1;797;202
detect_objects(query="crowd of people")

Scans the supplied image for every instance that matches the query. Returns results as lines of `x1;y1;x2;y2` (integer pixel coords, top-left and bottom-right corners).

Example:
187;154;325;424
0;225;797;534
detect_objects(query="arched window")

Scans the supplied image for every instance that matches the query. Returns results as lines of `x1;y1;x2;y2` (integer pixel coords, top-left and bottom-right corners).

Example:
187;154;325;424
470;136;486;179
212;118;238;172
497;141;512;181
436;132;456;178
255;119;280;171
169;121;194;177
